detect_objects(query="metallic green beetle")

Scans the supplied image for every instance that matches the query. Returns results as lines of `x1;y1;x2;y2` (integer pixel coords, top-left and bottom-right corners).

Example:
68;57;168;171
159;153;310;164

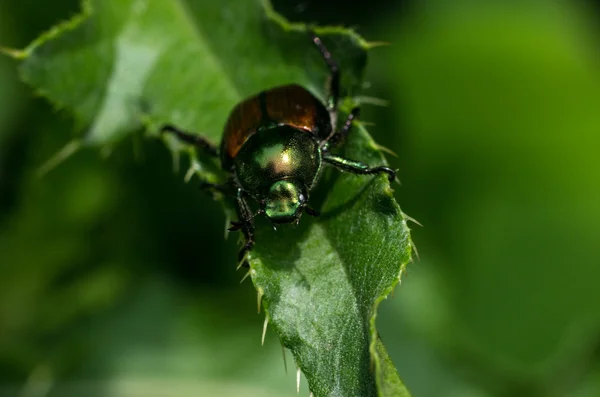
162;33;395;265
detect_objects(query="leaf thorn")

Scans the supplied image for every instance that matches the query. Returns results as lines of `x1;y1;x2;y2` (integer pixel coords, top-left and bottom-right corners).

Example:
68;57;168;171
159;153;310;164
296;367;301;394
398;265;408;285
281;343;288;374
36;140;82;178
261;316;269;346
373;142;399;158
366;41;392;49
240;269;253;284
0;46;27;59
404;213;423;227
410;239;420;261
184;161;200;183
257;288;264;313
355;96;390;107
236;258;246;271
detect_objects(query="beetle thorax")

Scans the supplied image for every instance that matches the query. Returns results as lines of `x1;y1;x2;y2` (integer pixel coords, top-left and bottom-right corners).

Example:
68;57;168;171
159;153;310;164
234;125;322;196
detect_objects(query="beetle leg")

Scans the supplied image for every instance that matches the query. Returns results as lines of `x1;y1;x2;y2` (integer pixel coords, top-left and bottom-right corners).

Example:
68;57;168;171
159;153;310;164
161;124;219;157
231;188;256;268
304;206;320;217
322;107;360;150
199;180;235;198
323;153;396;183
310;31;340;112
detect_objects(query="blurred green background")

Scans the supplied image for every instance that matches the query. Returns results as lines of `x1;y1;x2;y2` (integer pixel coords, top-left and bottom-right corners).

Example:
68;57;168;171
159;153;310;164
1;0;600;396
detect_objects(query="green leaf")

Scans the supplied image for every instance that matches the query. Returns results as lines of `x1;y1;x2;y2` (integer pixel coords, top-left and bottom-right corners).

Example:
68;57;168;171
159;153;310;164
7;0;413;395
252;124;412;397
373;338;412;397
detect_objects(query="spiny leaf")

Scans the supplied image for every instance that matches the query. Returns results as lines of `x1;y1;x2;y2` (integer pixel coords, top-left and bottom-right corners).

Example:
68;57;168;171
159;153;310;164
251;125;412;397
7;0;413;395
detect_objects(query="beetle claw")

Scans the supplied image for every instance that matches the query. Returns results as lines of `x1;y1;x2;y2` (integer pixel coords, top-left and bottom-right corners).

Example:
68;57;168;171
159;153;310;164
228;221;244;232
304;206;320;217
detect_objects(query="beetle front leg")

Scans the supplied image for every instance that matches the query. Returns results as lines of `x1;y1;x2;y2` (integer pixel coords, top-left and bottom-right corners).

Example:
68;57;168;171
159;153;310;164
323;154;396;183
238;230;255;265
229;188;256;268
229;220;255;264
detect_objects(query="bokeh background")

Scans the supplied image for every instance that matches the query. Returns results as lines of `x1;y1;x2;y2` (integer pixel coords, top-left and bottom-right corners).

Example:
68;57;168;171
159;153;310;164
1;0;600;396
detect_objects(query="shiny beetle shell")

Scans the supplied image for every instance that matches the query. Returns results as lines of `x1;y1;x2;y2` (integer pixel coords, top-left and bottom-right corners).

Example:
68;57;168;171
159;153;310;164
220;84;332;170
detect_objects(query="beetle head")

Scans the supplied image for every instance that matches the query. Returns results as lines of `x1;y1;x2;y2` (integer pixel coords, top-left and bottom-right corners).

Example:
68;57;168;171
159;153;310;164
264;179;307;224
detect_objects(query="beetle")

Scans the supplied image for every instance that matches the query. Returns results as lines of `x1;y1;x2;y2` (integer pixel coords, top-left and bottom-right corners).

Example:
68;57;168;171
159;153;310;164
161;32;395;266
